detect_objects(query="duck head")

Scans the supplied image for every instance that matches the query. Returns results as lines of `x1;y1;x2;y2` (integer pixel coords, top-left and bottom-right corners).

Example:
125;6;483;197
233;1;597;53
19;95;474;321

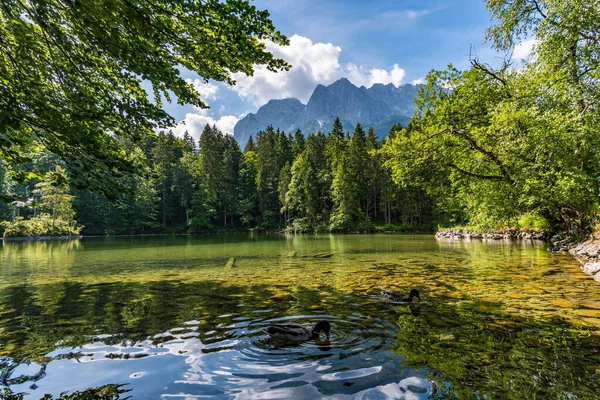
312;320;331;339
409;289;422;301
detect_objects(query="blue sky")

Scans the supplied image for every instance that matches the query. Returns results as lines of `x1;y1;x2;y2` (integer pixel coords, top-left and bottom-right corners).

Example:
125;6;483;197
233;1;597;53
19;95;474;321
168;0;531;139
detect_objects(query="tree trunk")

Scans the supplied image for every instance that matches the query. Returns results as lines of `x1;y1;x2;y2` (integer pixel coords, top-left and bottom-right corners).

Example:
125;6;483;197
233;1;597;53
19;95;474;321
162;182;166;228
52;198;56;229
373;184;377;220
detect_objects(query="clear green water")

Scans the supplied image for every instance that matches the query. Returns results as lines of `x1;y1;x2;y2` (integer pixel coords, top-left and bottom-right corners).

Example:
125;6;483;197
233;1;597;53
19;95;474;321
1;234;599;399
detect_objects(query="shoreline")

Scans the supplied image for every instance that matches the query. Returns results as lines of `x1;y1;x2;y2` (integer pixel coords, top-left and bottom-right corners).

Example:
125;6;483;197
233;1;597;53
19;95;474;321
435;228;550;241
2;235;83;242
4;230;597;282
569;236;600;282
1;230;433;241
436;228;600;282
1;229;434;241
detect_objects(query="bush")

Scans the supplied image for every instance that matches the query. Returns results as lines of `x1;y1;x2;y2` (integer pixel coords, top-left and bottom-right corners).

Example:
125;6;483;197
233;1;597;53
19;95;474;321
517;213;549;231
1;214;82;238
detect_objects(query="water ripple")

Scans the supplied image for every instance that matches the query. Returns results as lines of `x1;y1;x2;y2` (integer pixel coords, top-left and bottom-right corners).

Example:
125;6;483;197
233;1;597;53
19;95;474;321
5;311;433;399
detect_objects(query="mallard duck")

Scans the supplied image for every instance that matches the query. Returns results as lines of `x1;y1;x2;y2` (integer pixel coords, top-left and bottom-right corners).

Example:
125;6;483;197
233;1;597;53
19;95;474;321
381;288;421;303
266;320;331;341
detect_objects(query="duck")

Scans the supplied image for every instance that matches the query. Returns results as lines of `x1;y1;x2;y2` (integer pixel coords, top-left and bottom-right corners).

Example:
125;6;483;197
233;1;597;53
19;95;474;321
266;320;331;342
381;288;422;303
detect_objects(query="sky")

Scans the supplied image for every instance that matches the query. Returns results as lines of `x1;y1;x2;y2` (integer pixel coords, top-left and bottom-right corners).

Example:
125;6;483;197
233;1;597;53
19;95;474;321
167;0;535;140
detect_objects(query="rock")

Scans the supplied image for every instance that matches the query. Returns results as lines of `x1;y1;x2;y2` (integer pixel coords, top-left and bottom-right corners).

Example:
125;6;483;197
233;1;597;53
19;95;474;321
234;78;420;146
583;263;600;276
225;257;236;268
575;309;600;318
568;238;600;281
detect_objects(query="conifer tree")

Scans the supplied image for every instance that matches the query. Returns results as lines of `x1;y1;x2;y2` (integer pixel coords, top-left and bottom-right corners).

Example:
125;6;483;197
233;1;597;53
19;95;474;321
244;136;257;153
291;129;306;157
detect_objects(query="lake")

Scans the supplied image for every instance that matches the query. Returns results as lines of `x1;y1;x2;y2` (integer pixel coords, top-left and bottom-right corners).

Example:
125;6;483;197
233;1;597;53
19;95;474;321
1;234;599;399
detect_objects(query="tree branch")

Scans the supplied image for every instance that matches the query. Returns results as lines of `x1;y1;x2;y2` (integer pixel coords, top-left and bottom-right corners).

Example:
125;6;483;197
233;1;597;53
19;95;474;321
446;163;507;181
531;0;547;19
448;127;514;183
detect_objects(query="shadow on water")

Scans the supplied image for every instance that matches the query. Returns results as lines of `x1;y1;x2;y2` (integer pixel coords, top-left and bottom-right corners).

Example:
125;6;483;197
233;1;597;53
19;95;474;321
393;294;600;399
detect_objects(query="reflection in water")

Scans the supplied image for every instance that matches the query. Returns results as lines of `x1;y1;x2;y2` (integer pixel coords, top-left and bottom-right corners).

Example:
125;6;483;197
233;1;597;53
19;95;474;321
0;234;599;398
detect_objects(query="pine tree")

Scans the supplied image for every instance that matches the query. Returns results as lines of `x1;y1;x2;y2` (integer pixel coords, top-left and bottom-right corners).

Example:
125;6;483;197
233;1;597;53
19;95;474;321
350;123;368;217
198;124;226;226
331;117;345;140
291;129;305;157
221;137;242;227
329;141;361;232
152;131;184;228
365;127;381;221
244;136;256;153
256;126;280;227
278;162;292;226
182;131;196;153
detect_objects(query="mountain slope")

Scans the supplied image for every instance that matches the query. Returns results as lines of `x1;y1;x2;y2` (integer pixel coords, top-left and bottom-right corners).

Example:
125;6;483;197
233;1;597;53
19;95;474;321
233;78;420;145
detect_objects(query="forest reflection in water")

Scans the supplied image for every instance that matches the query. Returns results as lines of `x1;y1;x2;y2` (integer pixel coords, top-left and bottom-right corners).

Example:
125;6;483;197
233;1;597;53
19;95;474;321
0;234;599;399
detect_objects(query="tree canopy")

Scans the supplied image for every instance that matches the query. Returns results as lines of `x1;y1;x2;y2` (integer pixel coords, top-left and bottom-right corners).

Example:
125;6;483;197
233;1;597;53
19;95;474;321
381;0;600;235
0;0;289;199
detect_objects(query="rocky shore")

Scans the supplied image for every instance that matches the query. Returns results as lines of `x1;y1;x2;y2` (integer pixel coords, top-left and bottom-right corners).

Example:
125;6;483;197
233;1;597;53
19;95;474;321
2;235;83;241
569;235;600;282
436;228;600;282
435;228;549;241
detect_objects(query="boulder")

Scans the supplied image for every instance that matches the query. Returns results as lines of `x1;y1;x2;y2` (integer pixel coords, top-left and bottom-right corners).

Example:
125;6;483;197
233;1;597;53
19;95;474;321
583;262;600;276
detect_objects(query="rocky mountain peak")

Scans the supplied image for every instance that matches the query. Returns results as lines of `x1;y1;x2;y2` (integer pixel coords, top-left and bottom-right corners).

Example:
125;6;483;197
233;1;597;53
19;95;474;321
233;78;420;146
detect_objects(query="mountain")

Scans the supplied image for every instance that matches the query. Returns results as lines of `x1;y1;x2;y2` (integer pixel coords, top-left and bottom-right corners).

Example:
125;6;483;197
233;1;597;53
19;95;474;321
233;78;421;145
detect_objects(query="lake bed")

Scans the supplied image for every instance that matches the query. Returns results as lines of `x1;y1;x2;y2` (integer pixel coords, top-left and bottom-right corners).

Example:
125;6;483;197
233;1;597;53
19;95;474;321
1;234;599;399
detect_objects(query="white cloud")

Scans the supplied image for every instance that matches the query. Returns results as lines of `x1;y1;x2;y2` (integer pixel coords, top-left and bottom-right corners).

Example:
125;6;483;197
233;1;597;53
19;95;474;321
346;63;405;88
172;113;239;140
231;34;407;106
404;9;431;20
513;39;536;60
185;78;219;101
411;77;426;85
441;80;457;90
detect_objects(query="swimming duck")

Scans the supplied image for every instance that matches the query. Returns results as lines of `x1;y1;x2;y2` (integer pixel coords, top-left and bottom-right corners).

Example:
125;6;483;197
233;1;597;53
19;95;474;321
381;288;421;303
266;320;331;341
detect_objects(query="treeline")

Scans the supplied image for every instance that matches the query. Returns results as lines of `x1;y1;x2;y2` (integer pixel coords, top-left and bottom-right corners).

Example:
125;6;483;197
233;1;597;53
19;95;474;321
0;118;441;235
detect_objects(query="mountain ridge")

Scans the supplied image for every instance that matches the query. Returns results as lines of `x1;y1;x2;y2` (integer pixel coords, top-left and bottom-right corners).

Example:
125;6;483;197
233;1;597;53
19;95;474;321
233;78;420;145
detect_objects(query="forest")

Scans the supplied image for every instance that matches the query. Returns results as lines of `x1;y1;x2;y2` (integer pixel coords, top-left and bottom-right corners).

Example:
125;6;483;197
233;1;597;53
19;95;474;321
1;0;599;238
0;118;439;235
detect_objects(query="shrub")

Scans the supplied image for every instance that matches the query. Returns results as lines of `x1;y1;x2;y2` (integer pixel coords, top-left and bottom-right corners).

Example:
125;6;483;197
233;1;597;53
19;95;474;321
1;214;82;238
517;213;549;231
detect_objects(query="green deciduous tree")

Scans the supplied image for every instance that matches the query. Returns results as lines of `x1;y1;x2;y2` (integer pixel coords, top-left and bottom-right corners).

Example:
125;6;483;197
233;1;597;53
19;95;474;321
382;0;600;235
0;0;289;199
237;150;260;227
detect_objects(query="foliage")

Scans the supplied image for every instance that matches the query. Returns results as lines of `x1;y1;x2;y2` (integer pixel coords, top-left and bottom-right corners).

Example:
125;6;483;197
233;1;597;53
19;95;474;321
2;166;81;237
381;0;600;236
517;213;549;231
1;120;443;235
1;384;130;399
34;166;76;226
2;214;80;237
0;0;288;200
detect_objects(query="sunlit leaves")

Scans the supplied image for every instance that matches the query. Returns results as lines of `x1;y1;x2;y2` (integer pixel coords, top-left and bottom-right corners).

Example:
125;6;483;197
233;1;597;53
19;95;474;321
0;0;288;200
